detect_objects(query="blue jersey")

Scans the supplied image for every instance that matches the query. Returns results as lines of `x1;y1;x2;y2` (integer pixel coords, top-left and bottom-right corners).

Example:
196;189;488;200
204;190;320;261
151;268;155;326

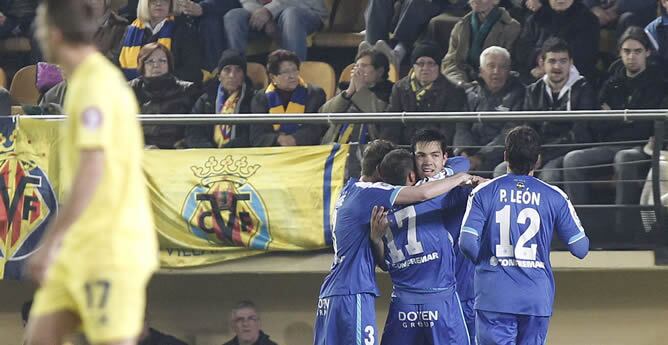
319;178;403;298
382;187;470;297
461;174;586;316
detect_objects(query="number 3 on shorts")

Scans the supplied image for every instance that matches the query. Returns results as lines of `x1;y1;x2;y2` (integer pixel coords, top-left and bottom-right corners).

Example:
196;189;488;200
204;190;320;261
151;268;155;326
364;325;375;345
84;280;111;309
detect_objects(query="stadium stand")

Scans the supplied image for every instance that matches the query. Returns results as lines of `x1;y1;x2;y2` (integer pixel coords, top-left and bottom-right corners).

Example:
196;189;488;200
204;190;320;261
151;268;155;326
300;61;336;100
9;65;39;106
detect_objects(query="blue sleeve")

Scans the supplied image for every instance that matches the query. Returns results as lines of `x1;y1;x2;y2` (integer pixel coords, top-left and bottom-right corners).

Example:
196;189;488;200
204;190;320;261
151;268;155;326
554;195;589;259
459;231;480;262
441;186;472;210
367;183;403;209
445;156;470;175
459;190;486;261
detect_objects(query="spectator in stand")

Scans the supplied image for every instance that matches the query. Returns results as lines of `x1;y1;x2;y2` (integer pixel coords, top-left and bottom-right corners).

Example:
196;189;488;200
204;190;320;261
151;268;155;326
250;49;326;147
89;0;129;61
320;49;396;144
497;0;544;22
388;41;468;145
175;0;241;72
0;87;9;115
0;0;37;39
645;0;668;80
495;38;597;182
129;43;200;148
454;46;525;175
515;0;599;83
118;0;203;83
367;0;469;67
138;311;189;345
224;301;278;345
224;0;327;61
584;0;656;37
441;0;521;89
184;50;254;148
563;27;666;204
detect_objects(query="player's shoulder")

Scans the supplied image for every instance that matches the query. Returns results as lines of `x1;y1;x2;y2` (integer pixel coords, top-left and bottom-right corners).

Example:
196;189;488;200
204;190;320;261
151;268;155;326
354;181;397;191
531;177;569;201
470;174;506;196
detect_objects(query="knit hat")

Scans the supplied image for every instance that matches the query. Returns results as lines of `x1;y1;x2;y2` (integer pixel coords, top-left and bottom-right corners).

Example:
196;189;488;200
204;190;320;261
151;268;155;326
410;41;444;65
217;49;247;74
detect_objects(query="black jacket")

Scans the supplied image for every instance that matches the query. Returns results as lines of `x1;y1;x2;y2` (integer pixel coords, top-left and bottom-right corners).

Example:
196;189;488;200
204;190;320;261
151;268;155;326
138;328;188;345
184;78;255;148
129;74;200;148
454;76;525;168
388;74;469;145
515;1;599;83
523;68;598;161
592;60;667;142
222;331;278;345
249;85;327;147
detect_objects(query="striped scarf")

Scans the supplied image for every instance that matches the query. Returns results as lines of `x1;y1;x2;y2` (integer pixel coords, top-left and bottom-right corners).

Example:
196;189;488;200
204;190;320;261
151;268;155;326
266;78;308;134
213;84;242;148
119;17;175;80
336;124;368;144
410;70;433;103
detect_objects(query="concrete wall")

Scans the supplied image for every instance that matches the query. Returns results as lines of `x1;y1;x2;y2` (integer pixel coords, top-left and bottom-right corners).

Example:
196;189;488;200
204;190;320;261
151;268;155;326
2;270;667;345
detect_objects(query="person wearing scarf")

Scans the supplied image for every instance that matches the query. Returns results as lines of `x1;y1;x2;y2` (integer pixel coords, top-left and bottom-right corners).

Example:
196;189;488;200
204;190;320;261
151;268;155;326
249;49;326;147
184;49;255;148
129;43;200;148
117;0;202;83
442;0;520;88
388;41;468;145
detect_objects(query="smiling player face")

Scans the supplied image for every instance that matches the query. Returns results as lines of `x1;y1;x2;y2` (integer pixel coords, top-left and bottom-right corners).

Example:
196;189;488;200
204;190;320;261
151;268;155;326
414;141;447;179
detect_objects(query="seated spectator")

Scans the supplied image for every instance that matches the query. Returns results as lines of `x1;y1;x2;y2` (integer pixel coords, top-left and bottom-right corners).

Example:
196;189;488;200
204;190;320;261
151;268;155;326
249;49;326;147
563;27;666;204
368;0;470;67
454;46;524;175
184;49;254;148
0;87;9;115
388;41;468;145
515;0;599;83
0;0;37;39
89;0;128;61
441;0;521;88
224;300;278;345
584;0;656;37
176;0;240;71
224;0;327;61
645;0;668;79
495;38;597;182
39;80;67;114
320;49;395;144
129;43;200;148
118;0;203;83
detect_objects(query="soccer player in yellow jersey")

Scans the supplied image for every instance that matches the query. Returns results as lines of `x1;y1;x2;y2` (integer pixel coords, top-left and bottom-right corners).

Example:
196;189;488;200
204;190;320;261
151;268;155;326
24;1;158;345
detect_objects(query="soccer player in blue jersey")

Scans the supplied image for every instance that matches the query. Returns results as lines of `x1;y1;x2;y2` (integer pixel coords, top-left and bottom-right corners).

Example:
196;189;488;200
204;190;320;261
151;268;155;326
314;140;476;345
370;148;478;345
459;126;590;345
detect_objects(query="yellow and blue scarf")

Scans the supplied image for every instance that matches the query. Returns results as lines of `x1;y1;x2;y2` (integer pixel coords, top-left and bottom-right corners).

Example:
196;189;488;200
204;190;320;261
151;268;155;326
410;70;433;103
266;78;307;134
337;124;368;144
119;17;175;80
213;84;241;147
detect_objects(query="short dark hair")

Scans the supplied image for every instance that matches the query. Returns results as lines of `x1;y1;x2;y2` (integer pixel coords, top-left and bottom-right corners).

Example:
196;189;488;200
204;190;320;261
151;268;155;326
540;37;571;60
617;26;651;52
266;49;301;76
137;42;174;76
21;300;32;324
355;49;390;81
410;129;447;155
505;126;541;175
379;149;414;186
232;300;258;314
361;140;396;178
40;0;97;44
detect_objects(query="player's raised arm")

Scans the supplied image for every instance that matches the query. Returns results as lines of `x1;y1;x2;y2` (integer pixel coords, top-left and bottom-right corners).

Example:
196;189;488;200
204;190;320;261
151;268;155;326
459;190;486;262
394;173;480;205
370;206;389;271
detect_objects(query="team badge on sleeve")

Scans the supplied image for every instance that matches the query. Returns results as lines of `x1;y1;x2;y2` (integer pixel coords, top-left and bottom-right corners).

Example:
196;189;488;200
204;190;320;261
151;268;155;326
81;107;103;130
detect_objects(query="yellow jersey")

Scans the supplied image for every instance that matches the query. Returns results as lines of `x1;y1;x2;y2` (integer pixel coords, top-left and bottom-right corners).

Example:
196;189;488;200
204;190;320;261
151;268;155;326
58;52;158;271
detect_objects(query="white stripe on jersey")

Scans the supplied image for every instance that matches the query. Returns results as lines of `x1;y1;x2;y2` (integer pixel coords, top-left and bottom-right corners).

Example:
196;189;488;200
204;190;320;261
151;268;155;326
355;181;397;190
460;174;506;232
535;179;586;233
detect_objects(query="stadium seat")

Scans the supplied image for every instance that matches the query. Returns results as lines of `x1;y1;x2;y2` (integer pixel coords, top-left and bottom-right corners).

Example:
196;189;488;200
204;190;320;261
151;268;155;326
247;62;269;89
301;61;336;100
338;62;400;86
0;68;6;89
9;65;40;106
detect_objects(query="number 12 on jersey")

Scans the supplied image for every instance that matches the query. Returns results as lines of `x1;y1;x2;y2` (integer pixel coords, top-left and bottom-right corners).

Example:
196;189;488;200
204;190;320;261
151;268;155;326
495;205;540;261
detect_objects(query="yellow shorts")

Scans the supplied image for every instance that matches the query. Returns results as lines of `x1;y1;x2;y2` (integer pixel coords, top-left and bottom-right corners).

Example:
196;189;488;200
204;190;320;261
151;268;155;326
31;260;153;344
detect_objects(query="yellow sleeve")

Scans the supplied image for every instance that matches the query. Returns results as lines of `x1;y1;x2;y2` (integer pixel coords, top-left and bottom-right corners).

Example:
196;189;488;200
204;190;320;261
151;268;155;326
71;89;113;150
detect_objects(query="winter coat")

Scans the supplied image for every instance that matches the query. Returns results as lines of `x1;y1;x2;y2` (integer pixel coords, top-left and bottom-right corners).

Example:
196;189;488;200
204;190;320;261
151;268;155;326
442;6;521;85
515;1;599;83
129;74;200;148
388;74;469;145
223;331;278;345
96;11;128;62
249;84;327;146
184;78;255;148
